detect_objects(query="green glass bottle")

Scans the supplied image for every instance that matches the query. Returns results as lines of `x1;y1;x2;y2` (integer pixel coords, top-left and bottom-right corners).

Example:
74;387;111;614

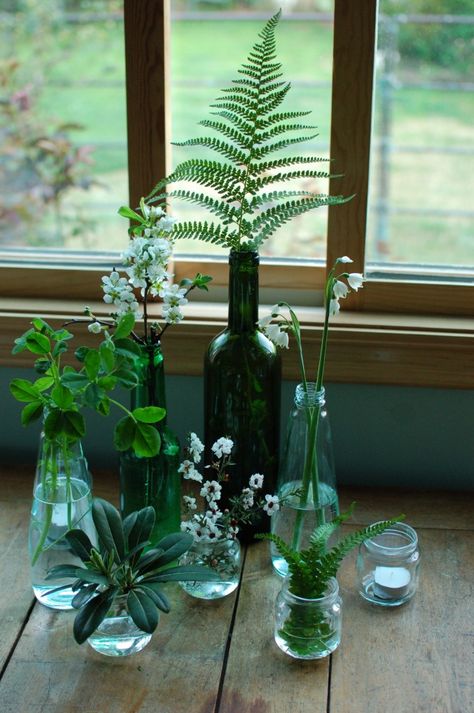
204;249;281;540
119;343;181;545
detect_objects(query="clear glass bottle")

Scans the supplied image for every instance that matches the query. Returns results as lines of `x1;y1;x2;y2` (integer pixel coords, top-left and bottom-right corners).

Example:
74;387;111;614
274;577;342;660
204;249;281;541
119;343;181;546
271;383;339;576
178;536;241;600
87;594;152;657
29;435;95;610
357;521;420;606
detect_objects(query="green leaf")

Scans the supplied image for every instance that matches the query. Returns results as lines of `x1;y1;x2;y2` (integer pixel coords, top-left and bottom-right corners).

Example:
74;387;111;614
114;313;135;340
21;401;44;426
66;529;94;562
132;422;161;458
74;346;90;363
72;584;98;609
84;383;105;410
124;506;155;552
115;368;139;389
12;329;34;355
72;569;109;586
149;533;193;567
10;379;41;403
127;589;159;634
52;340;69;358
44;409;85;441
113;338;142;358
135;548;164;575
31;317;54;334
97;375;117;392
73;588;117;644
135;583;170;613
99;343;115;373
92;498;126;561
46;564;82;580
97;397;111;416
34;376;54;392
132;406;166;424
84;350;100;380
118;205;145;223
61;371;90;391
52;328;74;342
34;358;51;374
113;415;136;452
51;384;74;410
26;331;51;355
146;564;220;583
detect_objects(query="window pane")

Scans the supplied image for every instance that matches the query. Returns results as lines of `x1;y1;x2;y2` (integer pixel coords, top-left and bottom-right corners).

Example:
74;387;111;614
0;1;128;253
170;2;334;259
367;3;474;276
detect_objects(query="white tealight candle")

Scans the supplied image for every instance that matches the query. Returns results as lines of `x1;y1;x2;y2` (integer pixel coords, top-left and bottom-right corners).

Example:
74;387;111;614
373;566;411;600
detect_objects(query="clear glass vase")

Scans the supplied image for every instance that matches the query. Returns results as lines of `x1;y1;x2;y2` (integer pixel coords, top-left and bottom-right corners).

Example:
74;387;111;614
204;250;281;542
87;594;152;657
178;536;241;600
29;435;95;610
271;383;339;577
119;343;181;546
274;578;342;660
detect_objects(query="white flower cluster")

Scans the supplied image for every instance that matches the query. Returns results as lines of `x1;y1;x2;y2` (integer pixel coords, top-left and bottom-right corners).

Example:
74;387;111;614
100;201;189;325
258;256;364;347
179;434;278;542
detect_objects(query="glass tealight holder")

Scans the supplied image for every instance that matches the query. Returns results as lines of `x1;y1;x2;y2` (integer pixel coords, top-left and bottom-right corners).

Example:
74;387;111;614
357;522;420;607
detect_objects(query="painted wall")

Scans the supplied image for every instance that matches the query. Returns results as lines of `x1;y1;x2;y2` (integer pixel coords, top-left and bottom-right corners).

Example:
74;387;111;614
2;367;473;491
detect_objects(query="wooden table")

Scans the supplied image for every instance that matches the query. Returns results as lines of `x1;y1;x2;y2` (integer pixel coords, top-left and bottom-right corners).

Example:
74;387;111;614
1;466;473;713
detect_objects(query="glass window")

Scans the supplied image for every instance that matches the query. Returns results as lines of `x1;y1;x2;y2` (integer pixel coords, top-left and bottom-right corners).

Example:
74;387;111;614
366;2;474;278
0;0;128;253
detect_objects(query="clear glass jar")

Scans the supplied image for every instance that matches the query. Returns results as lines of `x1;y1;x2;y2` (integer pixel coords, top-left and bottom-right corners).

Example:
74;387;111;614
179;536;241;600
357;521;420;607
87;594;152;657
29;435;95;610
274;577;342;660
271;384;339;577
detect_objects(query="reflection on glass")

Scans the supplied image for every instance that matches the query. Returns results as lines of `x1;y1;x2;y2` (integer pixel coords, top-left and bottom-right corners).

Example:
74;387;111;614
0;1;127;252
367;3;474;274
170;2;334;259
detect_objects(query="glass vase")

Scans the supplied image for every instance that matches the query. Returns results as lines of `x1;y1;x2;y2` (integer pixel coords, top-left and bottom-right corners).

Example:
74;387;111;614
119;343;181;546
178;536;241;600
204;249;281;541
29;435;95;610
275;577;342;660
87;594;152;657
271;383;339;577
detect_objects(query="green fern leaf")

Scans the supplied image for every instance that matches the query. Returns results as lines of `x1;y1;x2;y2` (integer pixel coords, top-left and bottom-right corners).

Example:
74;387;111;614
198;120;251;150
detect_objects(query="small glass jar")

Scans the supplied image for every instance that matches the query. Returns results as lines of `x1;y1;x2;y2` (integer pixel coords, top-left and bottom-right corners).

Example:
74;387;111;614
179;536;241;600
274;577;342;660
87;595;152;657
357;521;420;607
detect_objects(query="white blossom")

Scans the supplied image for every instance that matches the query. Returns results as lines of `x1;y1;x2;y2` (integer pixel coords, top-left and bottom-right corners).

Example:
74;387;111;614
265;323;289;349
338;256;353;264
258;313;274;329
333;280;349;300
249;473;264;490
347;272;364;291
161;283;188;307
183;495;197;511
157;215;177;232
263;494;280;515
241;488;255;510
87;321;102;334
329;298;341;316
200;480;222;502
178;460;203;483
211;437;234;459
162;305;184;325
189;432;204;463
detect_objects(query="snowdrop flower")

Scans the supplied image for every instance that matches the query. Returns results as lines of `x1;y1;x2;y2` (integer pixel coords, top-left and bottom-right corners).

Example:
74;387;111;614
266;323;289;349
183;495;197;511
329;298;341;316
189;432;204;463
211;437;234;459
338;256;353;264
241;487;255;510
178;460;203;483
249;473;264;490
258;313;274;329
333;280;349;300
347;272;364;291
200;480;222;501
87;321;102;334
263;494;280;515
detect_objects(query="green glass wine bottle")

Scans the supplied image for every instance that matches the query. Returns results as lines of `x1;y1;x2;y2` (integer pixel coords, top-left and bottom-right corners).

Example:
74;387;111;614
204;249;281;540
119;343;181;545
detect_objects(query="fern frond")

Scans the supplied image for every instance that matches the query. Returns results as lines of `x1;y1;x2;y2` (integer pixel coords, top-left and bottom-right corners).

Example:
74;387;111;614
198;119;251;150
308;505;356;555
209;110;254;136
251;134;319;162
256;110;313;129
248;156;331;175
171;137;247;165
220;85;259;101
209;97;258;118
254;123;318;145
251;169;337;192
249;190;315;209
257;532;303;572
171;221;237;248
167;190;240;224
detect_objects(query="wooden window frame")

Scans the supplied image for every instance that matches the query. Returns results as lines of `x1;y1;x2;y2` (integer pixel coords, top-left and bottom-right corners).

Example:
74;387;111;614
0;0;472;388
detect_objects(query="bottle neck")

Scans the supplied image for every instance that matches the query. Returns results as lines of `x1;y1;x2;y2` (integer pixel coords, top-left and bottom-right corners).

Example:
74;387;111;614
228;249;259;332
294;383;325;409
131;343;167;415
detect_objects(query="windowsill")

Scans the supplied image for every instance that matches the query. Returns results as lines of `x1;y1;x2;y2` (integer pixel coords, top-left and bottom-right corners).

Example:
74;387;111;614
1;297;472;389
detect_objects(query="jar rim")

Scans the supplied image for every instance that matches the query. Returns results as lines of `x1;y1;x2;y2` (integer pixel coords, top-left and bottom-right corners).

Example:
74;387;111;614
363;521;418;556
295;383;325;407
282;576;339;603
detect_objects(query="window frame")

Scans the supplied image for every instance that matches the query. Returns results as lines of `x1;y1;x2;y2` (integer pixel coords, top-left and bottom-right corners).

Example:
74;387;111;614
0;0;472;388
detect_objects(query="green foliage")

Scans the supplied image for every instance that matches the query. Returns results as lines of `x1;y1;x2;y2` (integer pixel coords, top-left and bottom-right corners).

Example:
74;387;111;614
259;506;403;599
46;499;219;644
150;11;350;251
10;315;165;457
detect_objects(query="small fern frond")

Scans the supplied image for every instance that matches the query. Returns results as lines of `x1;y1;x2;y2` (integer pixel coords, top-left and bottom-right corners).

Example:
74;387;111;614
249;155;331;175
256;110;313;129
209;110;254;136
220;84;259;101
172;137;247;165
256;533;303;572
254;123;318;144
249;190;315;209
251;134;319;161
167;190;239;223
309;505;356;555
198;119;251;150
251;169;337;192
172;221;237;248
209;98;258;119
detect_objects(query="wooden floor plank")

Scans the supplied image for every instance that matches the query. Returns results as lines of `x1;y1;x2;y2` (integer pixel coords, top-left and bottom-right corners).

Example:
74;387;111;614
218;543;330;713
0;581;236;713
330;528;474;713
339;487;474;531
